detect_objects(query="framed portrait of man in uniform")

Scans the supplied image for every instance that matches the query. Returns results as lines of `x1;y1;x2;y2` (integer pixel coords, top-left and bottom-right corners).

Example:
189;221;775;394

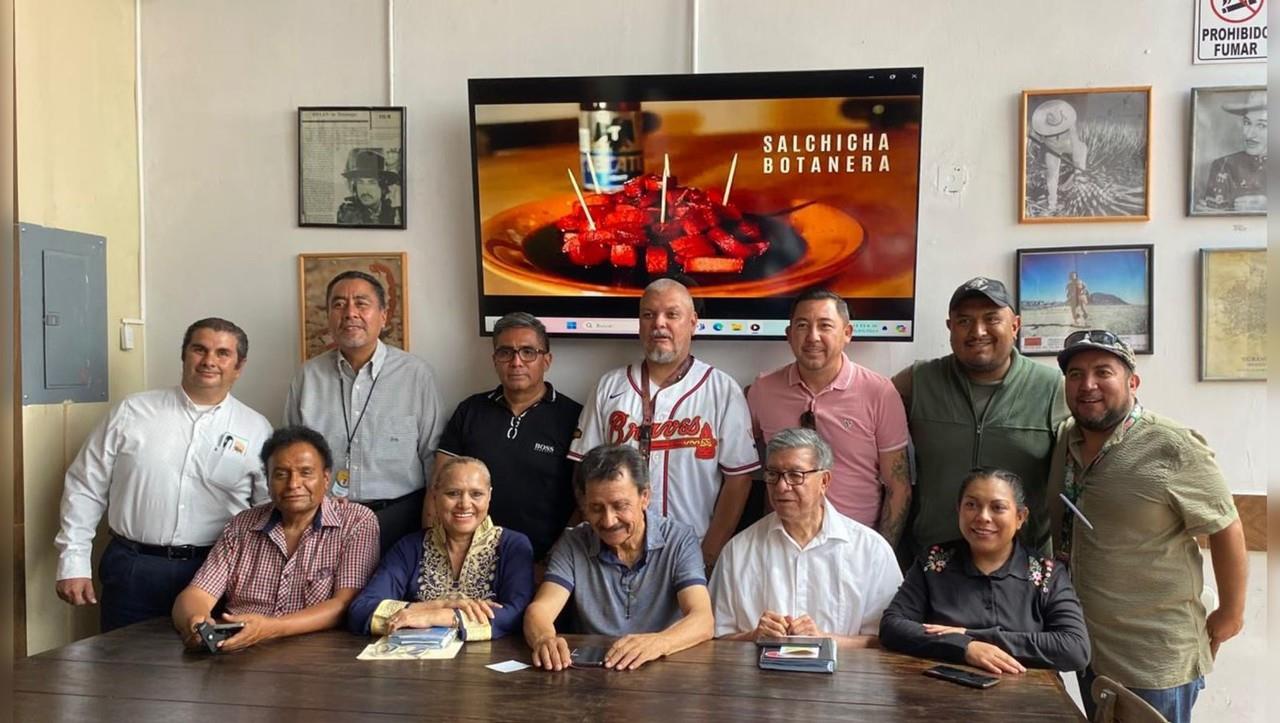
297;252;409;361
1189;86;1266;217
298;107;406;228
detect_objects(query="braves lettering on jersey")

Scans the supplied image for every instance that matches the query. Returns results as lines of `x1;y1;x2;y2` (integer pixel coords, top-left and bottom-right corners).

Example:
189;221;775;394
569;357;759;539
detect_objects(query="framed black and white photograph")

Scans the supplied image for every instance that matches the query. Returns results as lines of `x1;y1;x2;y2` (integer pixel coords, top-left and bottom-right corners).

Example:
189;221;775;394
1016;244;1153;355
1189;86;1266;216
298;106;405;228
1020;87;1151;223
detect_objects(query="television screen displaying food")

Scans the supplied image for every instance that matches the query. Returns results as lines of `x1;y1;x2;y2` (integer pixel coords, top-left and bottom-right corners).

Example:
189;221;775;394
468;68;923;340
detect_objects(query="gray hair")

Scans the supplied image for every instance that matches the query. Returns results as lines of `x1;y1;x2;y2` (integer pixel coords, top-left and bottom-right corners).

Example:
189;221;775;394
492;311;550;352
641;278;694;308
574;444;649;497
789;289;851;323
765;427;834;470
435;456;491;488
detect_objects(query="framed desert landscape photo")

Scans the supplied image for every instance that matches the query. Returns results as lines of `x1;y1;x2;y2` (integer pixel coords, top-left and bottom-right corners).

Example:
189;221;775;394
1020;87;1151;223
1189;86;1266;217
1016;244;1153;356
1200;248;1265;381
297;252;408;362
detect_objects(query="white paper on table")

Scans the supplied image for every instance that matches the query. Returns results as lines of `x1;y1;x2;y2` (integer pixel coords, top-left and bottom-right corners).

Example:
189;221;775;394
357;636;464;660
485;660;531;673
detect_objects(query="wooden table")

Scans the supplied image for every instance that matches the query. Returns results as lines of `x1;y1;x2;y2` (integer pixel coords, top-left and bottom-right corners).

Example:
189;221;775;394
14;619;1083;721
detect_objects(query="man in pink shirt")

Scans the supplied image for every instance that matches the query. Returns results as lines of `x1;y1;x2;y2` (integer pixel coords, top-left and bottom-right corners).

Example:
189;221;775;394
747;290;911;546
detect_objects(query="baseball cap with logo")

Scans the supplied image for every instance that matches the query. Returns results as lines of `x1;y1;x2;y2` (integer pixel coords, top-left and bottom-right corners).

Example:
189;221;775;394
1056;329;1137;372
948;277;1014;312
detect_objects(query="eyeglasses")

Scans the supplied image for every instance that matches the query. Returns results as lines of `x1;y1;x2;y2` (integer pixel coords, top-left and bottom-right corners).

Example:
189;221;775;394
799;410;816;429
493;346;547;363
1063;330;1120;347
763;468;824;487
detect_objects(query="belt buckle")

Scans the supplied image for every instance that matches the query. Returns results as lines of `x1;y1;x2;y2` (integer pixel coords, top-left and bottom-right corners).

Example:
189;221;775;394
167;545;193;560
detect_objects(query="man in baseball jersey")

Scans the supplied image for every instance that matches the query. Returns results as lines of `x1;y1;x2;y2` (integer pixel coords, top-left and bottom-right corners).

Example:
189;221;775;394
569;279;759;568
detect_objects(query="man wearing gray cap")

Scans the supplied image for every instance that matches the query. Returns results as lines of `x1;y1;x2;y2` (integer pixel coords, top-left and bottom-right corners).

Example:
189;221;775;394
1046;330;1246;723
891;277;1066;560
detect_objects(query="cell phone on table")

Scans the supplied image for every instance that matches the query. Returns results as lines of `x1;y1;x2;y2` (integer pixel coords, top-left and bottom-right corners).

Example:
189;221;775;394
923;664;999;689
195;621;245;654
570;646;608;668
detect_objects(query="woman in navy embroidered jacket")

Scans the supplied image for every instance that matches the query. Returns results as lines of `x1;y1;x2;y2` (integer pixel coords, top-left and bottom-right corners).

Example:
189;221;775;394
879;467;1090;673
348;456;534;640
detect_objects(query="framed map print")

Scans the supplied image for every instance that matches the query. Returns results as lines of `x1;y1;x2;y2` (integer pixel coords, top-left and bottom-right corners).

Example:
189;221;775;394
1200;248;1265;381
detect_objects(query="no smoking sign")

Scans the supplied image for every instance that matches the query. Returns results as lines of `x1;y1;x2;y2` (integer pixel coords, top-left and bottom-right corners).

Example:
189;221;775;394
1195;0;1267;63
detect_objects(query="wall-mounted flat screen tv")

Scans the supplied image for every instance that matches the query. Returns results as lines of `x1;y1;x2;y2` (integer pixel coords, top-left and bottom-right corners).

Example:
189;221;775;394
468;68;923;340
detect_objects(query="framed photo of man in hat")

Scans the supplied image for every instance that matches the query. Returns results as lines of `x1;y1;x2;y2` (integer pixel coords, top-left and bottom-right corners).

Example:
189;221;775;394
1019;87;1151;223
1189;86;1266;217
298;106;406;228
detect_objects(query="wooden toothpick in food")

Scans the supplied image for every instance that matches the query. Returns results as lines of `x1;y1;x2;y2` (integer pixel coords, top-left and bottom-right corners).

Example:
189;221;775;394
566;167;596;230
585;155;602;192
723;153;739;205
659;154;671;224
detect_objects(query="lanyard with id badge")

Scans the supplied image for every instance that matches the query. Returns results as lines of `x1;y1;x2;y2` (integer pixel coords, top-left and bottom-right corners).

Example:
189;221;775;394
336;372;380;498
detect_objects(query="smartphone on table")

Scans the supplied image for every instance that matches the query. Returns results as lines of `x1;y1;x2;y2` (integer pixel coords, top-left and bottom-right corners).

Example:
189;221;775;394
923;664;1000;689
195;621;246;654
570;646;608;668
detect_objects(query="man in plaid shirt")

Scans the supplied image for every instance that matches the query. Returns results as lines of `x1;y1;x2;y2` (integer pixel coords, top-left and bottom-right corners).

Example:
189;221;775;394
172;426;380;651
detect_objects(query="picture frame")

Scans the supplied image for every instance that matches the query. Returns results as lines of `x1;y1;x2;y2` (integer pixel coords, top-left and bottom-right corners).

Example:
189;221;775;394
1188;86;1267;216
1019;87;1152;223
298;106;406;228
1015;244;1153;355
1199;248;1265;381
297;252;408;362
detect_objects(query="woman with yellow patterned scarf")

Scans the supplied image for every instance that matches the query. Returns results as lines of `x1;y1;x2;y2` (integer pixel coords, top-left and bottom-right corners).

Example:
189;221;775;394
348;456;534;640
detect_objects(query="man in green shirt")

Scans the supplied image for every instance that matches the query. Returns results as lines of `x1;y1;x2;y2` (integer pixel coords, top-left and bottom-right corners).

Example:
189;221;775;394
1048;330;1246;723
892;277;1066;562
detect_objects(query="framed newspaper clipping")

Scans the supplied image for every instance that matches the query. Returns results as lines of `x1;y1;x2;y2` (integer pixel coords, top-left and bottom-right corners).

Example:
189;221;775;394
1200;248;1265;381
298;107;405;228
297;252;408;362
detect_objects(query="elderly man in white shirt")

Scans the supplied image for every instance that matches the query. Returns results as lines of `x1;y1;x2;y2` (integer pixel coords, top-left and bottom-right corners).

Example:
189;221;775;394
710;427;903;644
54;318;273;631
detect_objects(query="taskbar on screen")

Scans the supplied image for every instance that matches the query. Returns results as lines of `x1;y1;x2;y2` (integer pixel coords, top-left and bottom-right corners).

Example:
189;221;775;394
483;317;912;340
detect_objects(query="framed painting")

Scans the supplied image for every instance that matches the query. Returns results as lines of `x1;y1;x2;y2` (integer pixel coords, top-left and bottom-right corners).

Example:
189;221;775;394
297;252;408;361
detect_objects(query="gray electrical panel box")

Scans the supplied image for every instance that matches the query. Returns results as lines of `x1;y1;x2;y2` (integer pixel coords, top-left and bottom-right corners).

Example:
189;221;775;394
20;222;108;405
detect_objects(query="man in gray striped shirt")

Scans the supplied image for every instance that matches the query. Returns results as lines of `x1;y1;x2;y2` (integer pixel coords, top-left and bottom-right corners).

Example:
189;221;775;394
285;270;443;552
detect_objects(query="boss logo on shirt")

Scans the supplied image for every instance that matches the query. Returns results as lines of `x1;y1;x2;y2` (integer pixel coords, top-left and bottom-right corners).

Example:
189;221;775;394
534;442;556;455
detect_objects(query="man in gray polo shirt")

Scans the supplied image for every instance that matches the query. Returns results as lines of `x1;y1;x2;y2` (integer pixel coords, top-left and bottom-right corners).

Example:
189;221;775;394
524;444;714;671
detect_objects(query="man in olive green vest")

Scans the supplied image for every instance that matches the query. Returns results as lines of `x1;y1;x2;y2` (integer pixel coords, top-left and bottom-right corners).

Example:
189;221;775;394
891;278;1066;562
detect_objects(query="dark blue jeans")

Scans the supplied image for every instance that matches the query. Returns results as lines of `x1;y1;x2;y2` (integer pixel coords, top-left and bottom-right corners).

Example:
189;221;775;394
1077;667;1205;723
99;537;209;632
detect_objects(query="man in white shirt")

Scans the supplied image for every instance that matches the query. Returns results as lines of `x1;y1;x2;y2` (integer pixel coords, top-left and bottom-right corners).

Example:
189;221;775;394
710;427;903;644
54;318;273;631
568;279;758;569
284;270;443;552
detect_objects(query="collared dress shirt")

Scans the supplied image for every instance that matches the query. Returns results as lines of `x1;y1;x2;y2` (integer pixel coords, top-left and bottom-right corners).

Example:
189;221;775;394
545;513;706;636
190;496;380;617
284;340;444;502
749;355;909;527
879;540;1090;672
710;499;902;637
55;386;273;580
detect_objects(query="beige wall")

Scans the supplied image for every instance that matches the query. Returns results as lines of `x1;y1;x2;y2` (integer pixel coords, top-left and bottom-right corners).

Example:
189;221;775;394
15;0;142;654
2;0;18;666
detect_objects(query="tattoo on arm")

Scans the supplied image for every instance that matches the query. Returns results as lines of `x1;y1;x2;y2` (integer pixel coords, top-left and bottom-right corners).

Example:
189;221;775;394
877;449;911;547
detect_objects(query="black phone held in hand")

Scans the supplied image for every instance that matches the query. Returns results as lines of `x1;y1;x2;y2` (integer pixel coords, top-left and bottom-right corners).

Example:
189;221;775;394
923;665;1000;689
570;646;608;668
195;621;245;654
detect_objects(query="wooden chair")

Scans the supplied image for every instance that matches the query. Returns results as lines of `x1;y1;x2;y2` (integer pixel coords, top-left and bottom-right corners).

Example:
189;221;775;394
1090;675;1168;723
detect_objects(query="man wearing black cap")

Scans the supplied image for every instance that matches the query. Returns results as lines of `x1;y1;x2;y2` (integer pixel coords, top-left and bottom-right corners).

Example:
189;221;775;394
891;277;1066;560
1046;330;1245;723
336;148;400;225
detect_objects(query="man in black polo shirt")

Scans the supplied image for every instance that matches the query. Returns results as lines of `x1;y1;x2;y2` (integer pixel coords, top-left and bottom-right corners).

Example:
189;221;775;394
434;312;582;563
